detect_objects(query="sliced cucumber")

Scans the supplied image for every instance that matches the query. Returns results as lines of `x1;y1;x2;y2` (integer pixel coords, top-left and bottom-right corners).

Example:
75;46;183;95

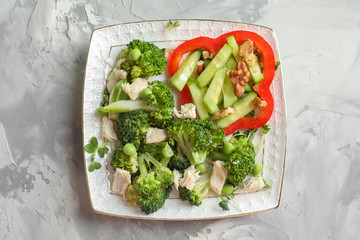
197;44;232;88
103;100;156;113
170;50;202;91
217;91;257;128
226;56;237;70
226;35;241;62
248;62;264;83
203;67;227;114
222;75;237;108
187;78;209;120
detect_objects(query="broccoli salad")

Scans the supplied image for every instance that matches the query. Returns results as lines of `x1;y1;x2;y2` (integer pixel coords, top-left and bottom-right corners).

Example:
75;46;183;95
85;28;277;214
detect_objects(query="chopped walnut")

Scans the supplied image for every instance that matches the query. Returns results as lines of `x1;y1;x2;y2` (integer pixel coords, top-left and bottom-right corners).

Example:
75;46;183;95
227;61;250;97
197;60;204;75
210;107;234;120
252;96;267;108
239;39;257;67
202;50;214;59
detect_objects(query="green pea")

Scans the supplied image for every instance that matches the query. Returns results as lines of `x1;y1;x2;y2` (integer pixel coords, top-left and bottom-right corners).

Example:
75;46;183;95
196;163;207;174
129;48;141;60
221;184;234;195
223;142;234;155
123;143;137;156
97;106;107;117
141;88;153;100
252;163;262;176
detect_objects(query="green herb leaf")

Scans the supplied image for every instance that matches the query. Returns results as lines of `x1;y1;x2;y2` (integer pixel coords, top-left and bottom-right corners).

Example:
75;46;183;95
88;163;95;172
262;124;271;134
94;162;102;170
84;144;97;154
98;147;109;158
90;137;98;147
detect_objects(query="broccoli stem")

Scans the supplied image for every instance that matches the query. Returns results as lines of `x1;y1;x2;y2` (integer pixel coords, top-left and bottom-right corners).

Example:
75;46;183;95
103;100;156;113
209;151;229;161
160;157;171;167
138;156;148;177
143;152;163;169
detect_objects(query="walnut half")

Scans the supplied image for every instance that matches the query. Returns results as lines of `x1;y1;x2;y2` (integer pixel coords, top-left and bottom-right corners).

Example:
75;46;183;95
227;61;250;97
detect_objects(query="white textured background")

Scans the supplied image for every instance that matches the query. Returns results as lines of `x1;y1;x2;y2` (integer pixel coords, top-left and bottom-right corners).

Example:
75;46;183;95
0;0;359;239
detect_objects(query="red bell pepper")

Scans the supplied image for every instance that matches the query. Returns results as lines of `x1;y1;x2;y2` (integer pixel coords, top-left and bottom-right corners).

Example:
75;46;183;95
168;31;275;135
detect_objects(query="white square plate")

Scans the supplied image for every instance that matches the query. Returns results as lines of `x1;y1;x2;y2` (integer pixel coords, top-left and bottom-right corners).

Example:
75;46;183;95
82;20;286;220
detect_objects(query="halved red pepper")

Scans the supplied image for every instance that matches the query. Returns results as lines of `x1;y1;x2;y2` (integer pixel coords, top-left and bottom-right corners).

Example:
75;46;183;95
168;31;275;135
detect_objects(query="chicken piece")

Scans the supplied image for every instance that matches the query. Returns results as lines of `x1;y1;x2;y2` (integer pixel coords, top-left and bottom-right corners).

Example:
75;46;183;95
106;68;128;93
145;128;168;144
234;177;265;194
174;103;197;119
173;169;182;190
179;165;200;190
101;116;117;142
210;107;235;121
122;78;148;100
210;161;228;195
115;58;126;69
111;169;131;196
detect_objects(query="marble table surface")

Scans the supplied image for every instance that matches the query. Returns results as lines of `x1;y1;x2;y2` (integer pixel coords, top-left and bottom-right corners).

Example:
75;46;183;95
1;0;359;239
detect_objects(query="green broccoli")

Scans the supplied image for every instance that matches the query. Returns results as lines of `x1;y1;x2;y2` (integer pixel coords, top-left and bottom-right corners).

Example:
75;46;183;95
126;154;172;214
178;167;212;206
168;146;191;171
209;130;256;187
140;152;174;188
119;39;167;79
167;119;226;165
111;145;138;174
114;110;150;149
104;81;174;129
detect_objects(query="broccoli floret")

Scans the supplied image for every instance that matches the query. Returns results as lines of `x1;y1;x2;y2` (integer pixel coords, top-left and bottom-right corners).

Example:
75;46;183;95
224;137;255;186
119;39;167;79
140;153;174;188
178;167;212;206
125;156;171;214
167;119;226;165
168;146;191;171
147;81;175;128
111;146;138;174
209;131;256;187
115;110;150;149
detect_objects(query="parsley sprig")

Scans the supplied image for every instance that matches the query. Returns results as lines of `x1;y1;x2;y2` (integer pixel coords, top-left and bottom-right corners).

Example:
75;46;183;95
84;137;109;172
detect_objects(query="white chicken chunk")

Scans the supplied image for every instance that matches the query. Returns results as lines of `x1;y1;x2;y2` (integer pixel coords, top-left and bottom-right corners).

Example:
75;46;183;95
122;78;148;100
145;128;168;144
174;103;197;119
106;68;128;93
179;165;200;190
101;116;117;142
173;169;182;190
234;177;265;194
111;169;131;196
210;161;228;195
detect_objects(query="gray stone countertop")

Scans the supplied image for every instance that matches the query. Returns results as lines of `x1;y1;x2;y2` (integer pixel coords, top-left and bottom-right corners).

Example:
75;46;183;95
0;0;359;239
